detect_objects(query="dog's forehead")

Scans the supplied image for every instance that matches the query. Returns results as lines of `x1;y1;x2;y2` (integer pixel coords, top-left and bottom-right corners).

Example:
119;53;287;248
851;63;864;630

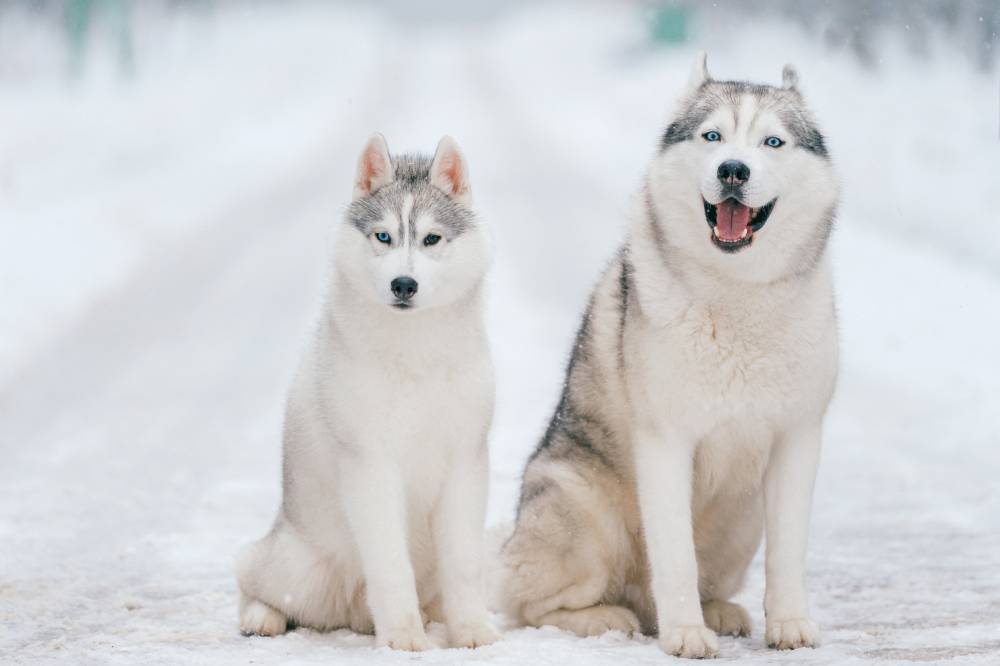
412;209;434;228
698;83;796;120
702;97;788;132
663;81;828;158
346;163;476;237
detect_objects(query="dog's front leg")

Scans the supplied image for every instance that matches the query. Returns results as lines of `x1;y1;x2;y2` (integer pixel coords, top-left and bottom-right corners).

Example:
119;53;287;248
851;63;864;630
432;444;499;648
763;423;822;650
635;429;719;658
339;455;430;651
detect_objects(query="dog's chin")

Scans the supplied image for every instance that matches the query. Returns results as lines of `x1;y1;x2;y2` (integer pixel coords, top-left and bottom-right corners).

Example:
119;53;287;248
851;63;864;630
702;197;776;254
390;301;416;311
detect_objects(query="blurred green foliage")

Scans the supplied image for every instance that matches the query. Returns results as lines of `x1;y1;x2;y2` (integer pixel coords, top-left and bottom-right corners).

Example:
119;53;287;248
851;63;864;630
64;0;133;78
649;5;688;44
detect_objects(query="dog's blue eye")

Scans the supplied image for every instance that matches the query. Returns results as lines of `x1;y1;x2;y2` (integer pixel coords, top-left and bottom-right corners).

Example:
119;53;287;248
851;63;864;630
765;136;785;148
423;234;441;246
375;231;391;244
702;131;721;142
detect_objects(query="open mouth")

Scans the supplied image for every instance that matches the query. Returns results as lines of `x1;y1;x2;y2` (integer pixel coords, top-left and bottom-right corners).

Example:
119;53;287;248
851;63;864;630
703;197;776;253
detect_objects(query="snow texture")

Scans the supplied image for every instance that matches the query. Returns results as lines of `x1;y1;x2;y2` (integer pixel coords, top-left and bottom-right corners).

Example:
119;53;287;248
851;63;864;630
1;3;999;664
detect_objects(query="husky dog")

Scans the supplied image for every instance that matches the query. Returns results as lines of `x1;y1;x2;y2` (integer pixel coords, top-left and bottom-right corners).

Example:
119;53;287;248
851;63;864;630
237;134;498;651
500;54;838;658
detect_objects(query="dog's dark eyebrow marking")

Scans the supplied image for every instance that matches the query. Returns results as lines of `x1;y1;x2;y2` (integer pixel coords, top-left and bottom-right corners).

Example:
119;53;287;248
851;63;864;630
778;108;829;159
661;119;694;148
661;95;718;149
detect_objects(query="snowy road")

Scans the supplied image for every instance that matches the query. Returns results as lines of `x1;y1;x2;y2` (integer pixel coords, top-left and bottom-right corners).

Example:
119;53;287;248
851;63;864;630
2;4;999;664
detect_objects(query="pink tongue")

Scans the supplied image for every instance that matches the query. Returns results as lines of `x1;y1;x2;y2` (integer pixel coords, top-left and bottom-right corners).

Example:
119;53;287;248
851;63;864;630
716;200;751;241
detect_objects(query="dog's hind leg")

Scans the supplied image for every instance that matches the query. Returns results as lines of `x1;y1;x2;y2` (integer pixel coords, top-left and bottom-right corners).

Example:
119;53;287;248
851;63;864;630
534;604;641;637
701;599;751;638
501;469;640;637
238;594;288;637
236;518;365;635
695;490;764;638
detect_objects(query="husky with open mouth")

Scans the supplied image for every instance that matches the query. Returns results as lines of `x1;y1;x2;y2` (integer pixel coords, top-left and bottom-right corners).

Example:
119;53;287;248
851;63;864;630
499;54;839;658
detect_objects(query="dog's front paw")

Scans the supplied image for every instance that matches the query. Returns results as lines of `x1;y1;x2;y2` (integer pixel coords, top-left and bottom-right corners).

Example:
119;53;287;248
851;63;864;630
766;617;820;650
449;621;500;648
376;625;433;651
659;624;719;659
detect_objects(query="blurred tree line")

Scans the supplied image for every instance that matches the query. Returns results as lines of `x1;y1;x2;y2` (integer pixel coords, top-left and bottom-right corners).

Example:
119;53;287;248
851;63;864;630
650;0;999;71
1;0;997;78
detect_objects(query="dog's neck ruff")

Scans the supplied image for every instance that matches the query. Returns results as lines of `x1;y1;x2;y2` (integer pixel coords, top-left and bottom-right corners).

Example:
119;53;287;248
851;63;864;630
641;187;828;307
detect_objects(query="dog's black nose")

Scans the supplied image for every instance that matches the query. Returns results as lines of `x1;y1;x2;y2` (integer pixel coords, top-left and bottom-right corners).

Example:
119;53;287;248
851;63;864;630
390;276;418;301
717;160;750;185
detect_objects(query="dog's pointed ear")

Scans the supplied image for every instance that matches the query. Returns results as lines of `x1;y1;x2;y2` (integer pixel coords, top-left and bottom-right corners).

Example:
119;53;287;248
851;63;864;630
430;135;471;205
687;51;711;91
782;64;800;91
353;133;393;200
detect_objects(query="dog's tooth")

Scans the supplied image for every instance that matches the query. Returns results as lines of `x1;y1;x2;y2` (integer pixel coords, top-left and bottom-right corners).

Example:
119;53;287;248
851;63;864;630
713;226;721;238
740;228;748;239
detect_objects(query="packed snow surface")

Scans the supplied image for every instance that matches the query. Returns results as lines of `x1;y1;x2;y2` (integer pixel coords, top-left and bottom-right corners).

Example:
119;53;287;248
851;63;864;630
1;3;998;664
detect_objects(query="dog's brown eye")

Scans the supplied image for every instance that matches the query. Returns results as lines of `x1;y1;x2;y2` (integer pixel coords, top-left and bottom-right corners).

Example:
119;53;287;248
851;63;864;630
424;234;441;246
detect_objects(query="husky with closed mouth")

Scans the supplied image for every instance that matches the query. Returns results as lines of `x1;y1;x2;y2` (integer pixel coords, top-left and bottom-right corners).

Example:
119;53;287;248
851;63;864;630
237;134;498;651
499;54;839;658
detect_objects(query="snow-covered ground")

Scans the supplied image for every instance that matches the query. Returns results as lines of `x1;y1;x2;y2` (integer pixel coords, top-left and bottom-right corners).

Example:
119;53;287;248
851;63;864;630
1;3;999;664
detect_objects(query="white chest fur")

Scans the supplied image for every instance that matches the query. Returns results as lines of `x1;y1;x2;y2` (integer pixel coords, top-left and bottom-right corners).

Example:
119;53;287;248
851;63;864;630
631;260;837;435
